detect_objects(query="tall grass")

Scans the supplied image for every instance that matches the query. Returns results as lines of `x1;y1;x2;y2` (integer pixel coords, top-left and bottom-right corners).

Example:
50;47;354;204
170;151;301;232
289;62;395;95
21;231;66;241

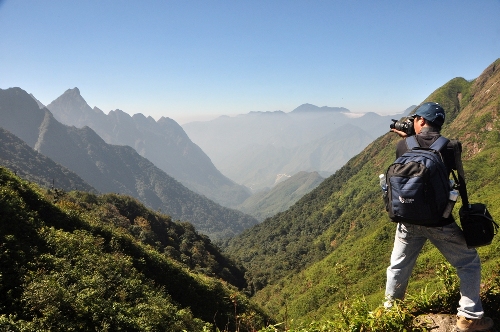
256;262;500;332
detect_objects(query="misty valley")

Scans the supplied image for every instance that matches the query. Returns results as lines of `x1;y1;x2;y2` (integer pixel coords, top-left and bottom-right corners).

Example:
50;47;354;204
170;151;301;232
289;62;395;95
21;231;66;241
1;58;500;331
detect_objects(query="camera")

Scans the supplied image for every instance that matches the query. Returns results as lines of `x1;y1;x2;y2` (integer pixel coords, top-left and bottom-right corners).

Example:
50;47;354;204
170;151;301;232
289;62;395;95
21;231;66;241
390;117;415;136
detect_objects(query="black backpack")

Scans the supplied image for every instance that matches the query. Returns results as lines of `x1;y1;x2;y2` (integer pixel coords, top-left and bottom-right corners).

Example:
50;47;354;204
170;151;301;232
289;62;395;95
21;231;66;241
385;135;450;225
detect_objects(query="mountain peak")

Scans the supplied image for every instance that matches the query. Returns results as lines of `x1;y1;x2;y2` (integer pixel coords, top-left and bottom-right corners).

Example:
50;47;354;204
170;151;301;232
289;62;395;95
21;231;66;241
291;103;349;113
64;87;81;96
46;88;95;126
51;87;87;107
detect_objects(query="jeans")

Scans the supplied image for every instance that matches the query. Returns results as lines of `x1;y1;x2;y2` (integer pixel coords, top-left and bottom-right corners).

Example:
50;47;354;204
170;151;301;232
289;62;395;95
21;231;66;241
385;222;484;318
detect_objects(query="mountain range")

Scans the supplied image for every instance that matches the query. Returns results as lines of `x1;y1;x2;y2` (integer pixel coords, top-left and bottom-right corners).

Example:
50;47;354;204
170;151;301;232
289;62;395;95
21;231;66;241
43;88;250;208
0;88;258;239
23;86;404;221
182;104;414;191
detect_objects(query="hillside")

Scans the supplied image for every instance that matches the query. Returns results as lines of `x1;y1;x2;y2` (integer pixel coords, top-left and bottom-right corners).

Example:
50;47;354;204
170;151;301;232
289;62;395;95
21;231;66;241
0;167;268;331
237;171;324;221
0;127;96;193
0;88;258;239
183;105;414;192
45;88;251;208
222;58;500;324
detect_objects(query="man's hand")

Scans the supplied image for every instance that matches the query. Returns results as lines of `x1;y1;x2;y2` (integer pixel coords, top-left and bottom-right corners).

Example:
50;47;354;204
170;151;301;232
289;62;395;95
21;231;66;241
390;128;408;138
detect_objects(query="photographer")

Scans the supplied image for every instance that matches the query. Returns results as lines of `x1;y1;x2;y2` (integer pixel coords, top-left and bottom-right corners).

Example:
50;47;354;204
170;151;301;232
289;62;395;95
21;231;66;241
385;102;493;331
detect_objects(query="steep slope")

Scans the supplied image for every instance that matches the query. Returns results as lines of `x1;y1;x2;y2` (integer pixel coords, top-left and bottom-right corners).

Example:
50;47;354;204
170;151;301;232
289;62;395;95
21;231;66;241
0;88;258;239
237;171;324;221
46;88;250;207
183;105;413;191
0;167;267;331
0;127;96;193
222;58;500;321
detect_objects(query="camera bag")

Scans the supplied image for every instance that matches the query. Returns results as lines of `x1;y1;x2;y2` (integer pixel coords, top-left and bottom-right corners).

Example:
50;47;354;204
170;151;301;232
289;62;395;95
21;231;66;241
459;203;498;248
452;142;498;248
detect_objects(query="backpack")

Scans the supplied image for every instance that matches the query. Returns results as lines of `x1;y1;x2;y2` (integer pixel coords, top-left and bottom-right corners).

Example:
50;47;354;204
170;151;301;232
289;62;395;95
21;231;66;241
384;135;451;225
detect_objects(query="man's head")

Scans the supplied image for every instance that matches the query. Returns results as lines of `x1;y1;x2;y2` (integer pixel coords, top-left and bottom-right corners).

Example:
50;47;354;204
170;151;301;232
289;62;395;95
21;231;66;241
414;102;445;128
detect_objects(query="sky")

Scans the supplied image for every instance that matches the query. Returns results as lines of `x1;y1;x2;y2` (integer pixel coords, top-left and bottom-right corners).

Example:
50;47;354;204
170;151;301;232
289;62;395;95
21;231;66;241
1;1;499;124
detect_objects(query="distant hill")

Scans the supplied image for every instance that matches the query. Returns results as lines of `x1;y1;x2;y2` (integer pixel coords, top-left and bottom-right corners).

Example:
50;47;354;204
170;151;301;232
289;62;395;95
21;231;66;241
0;127;96;193
183;104;414;192
290;103;349;113
0;88;258;239
237;171;324;221
0;167;268;330
45;87;250;208
221;58;500;322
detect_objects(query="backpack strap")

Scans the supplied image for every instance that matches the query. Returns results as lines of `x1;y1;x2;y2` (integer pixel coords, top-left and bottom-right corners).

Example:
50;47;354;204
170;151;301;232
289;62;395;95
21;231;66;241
451;140;470;207
405;135;449;151
405;135;419;149
429;136;450;151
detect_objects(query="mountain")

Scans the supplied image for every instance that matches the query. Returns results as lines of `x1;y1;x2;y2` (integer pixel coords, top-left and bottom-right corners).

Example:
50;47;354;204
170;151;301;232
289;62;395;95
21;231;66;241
182;104;414;191
0;127;96;193
0;167;268;330
29;93;45;109
221;58;500;322
290;103;349;113
0;88;258;239
236;171;324;221
45;87;250;208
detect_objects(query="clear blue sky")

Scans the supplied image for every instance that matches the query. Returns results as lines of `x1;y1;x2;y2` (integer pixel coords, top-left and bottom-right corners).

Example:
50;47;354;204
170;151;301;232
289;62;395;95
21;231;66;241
1;0;499;123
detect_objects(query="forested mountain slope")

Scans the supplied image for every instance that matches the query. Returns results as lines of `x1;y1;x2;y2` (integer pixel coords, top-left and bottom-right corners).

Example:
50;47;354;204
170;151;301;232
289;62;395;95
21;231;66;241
222;58;500;323
0;127;96;193
0;167;268;331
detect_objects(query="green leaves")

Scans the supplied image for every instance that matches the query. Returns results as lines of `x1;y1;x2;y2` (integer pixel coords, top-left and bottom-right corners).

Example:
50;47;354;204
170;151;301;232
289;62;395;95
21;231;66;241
0;167;268;331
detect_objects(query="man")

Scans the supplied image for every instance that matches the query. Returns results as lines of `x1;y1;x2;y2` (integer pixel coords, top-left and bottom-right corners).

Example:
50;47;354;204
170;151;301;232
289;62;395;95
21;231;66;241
386;102;493;332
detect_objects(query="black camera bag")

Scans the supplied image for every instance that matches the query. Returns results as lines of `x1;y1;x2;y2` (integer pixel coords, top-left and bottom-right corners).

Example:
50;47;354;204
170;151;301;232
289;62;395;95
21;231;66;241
459;203;498;248
452;141;498;248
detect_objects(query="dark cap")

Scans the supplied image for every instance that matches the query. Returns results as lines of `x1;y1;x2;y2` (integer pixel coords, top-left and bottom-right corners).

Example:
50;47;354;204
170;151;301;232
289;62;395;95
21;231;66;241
414;102;445;126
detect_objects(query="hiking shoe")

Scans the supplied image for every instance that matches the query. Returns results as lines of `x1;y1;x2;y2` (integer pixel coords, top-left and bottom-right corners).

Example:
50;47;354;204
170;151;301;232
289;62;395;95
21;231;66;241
456;315;494;331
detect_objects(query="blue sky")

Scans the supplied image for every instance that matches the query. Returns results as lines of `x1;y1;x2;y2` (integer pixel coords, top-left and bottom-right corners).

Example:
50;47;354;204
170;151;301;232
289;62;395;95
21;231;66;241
1;0;499;123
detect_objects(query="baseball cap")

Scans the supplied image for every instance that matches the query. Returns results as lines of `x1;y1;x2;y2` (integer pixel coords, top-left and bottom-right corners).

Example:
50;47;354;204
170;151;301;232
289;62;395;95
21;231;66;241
414;102;445;126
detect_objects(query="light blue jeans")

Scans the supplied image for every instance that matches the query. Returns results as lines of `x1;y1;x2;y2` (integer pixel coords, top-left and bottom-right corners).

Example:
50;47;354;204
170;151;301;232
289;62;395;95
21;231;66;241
385;222;484;318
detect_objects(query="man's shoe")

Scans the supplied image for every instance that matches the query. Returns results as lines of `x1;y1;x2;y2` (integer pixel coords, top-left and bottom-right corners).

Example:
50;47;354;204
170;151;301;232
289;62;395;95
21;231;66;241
456;315;494;331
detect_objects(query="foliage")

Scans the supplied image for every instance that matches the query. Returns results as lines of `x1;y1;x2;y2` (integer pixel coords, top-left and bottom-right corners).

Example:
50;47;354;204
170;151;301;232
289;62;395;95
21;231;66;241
423;77;473;125
222;58;500;328
256;263;500;331
0;167;268;331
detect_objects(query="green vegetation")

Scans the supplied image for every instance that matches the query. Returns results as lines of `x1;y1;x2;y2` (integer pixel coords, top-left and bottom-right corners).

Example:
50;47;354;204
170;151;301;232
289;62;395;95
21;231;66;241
423;77;473;124
221;58;500;330
1;59;500;331
0;167;268;331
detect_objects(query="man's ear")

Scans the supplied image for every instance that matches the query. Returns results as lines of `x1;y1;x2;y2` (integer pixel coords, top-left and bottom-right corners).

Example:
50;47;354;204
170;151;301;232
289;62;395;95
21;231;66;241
417;117;426;126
